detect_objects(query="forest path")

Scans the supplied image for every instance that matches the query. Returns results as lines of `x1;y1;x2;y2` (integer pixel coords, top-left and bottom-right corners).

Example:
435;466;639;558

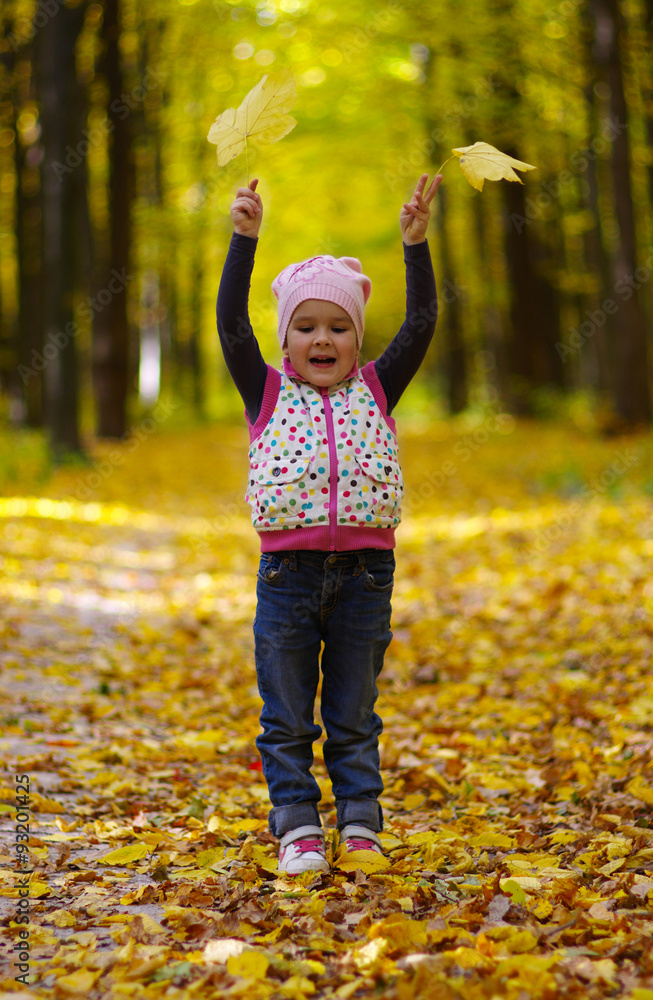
1;420;653;999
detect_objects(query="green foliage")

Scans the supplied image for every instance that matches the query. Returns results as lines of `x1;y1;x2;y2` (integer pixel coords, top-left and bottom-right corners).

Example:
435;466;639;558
0;428;51;493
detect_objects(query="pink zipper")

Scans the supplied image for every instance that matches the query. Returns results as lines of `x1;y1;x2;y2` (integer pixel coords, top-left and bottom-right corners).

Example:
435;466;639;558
321;387;338;551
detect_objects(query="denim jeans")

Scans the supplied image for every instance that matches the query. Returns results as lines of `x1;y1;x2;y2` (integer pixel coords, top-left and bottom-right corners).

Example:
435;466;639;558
253;548;395;838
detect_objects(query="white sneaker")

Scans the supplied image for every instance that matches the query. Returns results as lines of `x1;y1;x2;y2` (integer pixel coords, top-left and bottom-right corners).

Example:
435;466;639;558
338;824;383;855
278;825;329;874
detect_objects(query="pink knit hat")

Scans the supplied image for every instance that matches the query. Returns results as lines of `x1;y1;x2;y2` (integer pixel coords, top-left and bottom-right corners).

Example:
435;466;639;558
272;255;372;349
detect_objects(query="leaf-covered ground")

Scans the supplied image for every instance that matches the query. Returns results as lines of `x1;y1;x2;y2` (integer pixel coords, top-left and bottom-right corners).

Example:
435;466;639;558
1;416;653;1000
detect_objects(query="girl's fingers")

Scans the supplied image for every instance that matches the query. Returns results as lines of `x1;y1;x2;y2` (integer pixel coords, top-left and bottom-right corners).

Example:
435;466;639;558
424;174;443;205
403;202;427;217
234;195;262;217
236;185;262;200
413;173;428;200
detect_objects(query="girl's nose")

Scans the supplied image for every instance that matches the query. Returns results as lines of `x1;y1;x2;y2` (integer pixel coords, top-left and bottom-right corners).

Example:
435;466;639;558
314;327;332;343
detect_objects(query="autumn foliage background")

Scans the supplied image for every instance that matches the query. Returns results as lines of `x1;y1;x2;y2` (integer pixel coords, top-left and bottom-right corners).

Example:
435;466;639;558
1;0;653;998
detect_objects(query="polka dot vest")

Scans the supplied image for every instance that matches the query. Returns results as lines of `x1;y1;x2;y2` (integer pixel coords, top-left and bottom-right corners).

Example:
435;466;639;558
246;366;403;537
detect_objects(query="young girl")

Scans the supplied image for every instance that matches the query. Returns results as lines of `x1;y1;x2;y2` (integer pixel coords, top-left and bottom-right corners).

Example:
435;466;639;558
217;173;441;874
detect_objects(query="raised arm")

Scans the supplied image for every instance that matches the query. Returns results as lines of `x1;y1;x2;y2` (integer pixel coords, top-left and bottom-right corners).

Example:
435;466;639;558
231;178;264;239
400;173;442;245
375;174;442;413
217;179;268;424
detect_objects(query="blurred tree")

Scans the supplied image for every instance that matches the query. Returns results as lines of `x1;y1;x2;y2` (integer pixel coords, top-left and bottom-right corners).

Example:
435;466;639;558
502;150;564;412
0;12;43;426
36;0;87;457
92;0;134;438
589;0;651;426
13;39;44;428
421;44;467;414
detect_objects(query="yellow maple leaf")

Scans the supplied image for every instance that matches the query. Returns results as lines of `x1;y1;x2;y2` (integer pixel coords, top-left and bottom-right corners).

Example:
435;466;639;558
207;68;297;174
55;969;99;994
30;792;65;814
626;775;653;806
226;950;270;979
98;843;149;865
48;908;76;927
439;141;536;192
500;878;527;904
334;847;390;873
368;913;427;950
505;929;538;953
468;832;515;849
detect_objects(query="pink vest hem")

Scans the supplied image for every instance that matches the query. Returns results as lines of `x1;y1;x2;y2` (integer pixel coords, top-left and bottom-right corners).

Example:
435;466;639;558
258;524;396;552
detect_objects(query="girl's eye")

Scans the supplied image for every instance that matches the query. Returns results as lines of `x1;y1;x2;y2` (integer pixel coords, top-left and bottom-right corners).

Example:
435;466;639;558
332;327;346;333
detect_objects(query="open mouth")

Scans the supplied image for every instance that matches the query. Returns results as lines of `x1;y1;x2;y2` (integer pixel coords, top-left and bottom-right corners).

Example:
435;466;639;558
310;357;336;367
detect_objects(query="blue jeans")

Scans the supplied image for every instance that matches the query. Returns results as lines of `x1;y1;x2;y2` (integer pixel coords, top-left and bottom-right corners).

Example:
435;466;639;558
253;548;395;838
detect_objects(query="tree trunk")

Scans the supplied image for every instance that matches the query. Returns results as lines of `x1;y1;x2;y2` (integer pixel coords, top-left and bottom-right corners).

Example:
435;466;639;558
0;17;44;424
189;236;204;417
36;2;86;458
14;44;44;426
421;47;467;413
502;172;564;414
92;0;134;438
589;0;651;425
643;0;653;216
471;193;508;407
579;19;615;400
436;185;467;414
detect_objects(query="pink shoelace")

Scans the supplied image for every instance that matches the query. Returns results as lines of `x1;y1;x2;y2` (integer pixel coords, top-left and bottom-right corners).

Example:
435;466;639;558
287;838;323;853
345;837;380;852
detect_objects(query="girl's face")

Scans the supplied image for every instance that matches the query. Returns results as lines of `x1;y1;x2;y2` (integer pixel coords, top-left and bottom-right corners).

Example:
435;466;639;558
283;299;358;388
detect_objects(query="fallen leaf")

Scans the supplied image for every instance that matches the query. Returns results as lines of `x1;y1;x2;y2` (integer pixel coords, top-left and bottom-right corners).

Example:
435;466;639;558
98;843;149;865
226;950;270;979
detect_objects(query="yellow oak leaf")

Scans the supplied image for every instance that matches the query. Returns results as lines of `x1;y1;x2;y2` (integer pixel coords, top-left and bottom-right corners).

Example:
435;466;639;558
446;141;536;192
207;68;297;168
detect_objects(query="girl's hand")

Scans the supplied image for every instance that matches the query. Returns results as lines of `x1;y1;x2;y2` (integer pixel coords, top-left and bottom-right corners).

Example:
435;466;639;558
400;173;442;245
231;178;263;238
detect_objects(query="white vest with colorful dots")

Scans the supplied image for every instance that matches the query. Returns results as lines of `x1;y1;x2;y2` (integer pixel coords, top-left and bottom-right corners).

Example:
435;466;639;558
245;361;403;549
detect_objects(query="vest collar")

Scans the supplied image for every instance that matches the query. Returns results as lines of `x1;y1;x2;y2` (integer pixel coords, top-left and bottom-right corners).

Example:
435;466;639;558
282;355;359;392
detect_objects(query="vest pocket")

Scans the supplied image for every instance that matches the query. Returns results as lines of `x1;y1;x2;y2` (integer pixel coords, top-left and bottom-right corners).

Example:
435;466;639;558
247;458;313;523
356;456;403;522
